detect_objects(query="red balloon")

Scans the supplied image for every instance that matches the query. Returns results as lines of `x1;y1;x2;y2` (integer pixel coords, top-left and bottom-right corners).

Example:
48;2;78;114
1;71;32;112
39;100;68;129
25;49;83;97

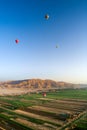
15;39;19;44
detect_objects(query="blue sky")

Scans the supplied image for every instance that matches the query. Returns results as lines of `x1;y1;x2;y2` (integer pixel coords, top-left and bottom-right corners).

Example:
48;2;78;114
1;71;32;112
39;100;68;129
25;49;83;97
0;0;87;83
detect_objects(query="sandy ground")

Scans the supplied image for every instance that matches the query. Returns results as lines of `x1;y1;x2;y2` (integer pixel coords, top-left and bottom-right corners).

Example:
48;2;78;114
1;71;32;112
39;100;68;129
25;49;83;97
0;88;30;96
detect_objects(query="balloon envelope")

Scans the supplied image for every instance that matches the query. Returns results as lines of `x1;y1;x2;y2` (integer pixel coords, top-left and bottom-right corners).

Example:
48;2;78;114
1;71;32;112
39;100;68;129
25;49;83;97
56;45;58;48
45;14;49;20
15;39;19;44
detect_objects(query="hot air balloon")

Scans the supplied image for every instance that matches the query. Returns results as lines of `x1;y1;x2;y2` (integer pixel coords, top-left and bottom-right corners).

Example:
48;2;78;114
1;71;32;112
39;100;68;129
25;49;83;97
42;92;46;97
56;45;58;48
15;39;19;44
45;14;49;20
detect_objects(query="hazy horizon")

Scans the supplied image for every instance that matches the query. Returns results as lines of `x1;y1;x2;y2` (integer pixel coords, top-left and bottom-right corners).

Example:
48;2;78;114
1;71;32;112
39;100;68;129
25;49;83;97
0;0;87;83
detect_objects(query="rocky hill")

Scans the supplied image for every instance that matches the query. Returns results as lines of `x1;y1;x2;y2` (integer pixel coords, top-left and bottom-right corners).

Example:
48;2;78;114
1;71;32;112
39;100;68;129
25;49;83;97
0;79;79;90
0;79;81;95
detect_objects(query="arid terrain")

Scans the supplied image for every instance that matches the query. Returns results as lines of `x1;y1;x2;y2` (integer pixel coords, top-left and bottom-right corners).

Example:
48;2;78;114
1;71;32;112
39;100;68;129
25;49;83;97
0;79;81;96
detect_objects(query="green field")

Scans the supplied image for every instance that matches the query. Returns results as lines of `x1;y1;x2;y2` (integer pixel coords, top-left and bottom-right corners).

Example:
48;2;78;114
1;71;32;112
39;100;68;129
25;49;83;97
0;89;87;130
43;89;87;100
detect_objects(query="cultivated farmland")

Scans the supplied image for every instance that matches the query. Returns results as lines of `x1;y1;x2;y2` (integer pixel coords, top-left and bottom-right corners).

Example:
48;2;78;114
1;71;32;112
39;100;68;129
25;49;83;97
0;89;87;130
